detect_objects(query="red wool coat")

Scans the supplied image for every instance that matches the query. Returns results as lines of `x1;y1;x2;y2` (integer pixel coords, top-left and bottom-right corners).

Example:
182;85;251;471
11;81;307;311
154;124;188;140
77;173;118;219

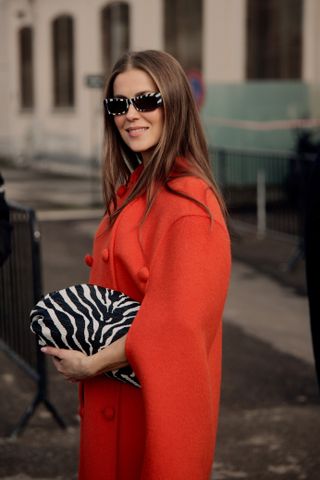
78;163;231;480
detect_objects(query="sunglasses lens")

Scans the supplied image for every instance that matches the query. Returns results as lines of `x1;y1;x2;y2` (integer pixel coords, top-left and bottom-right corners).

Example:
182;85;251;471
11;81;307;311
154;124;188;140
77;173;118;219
133;93;162;111
105;93;162;115
106;98;128;115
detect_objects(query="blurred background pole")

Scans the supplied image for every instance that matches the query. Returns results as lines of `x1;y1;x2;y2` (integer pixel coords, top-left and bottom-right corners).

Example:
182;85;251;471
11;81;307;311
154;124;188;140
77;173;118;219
257;169;266;239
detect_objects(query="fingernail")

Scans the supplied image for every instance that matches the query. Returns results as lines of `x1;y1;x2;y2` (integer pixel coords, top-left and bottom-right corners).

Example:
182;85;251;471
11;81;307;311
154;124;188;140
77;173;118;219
41;347;47;353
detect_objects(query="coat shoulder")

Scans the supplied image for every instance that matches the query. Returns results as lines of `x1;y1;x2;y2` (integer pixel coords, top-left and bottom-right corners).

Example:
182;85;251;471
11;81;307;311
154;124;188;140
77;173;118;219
156;175;226;227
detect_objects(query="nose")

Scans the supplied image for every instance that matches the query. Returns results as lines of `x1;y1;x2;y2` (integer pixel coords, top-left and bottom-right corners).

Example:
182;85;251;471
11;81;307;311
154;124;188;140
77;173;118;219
125;102;139;120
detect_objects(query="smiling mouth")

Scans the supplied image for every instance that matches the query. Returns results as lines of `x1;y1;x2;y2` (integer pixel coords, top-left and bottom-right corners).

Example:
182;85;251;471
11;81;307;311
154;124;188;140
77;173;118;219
126;127;149;137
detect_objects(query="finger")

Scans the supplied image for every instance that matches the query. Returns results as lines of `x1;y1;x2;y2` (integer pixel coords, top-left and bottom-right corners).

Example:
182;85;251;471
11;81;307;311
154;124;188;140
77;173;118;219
41;346;62;358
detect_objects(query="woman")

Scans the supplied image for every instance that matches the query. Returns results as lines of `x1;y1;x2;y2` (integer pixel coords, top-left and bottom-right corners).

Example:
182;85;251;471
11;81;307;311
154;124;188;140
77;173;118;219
42;50;231;480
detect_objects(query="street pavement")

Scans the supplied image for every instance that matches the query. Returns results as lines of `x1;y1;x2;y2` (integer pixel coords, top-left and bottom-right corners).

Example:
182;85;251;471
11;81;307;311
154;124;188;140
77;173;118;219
0;163;319;480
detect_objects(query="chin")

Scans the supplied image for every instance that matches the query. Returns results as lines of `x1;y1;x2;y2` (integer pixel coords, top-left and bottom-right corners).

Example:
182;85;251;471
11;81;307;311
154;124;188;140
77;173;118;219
129;142;155;154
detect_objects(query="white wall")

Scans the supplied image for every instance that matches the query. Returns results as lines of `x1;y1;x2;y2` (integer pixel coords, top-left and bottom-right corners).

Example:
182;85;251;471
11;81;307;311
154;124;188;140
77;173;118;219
302;0;320;82
0;0;37;159
203;0;247;83
34;0;93;162
1;0;319;165
0;0;164;166
129;0;163;50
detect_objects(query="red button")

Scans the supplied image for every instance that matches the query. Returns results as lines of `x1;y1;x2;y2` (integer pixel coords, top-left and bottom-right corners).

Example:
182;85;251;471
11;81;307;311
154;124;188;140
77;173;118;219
137;266;149;283
102;248;109;262
102;406;115;421
117;185;127;198
84;254;94;267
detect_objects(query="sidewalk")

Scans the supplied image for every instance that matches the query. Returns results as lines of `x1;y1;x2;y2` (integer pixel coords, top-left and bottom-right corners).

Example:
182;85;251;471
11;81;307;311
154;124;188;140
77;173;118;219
0;164;319;479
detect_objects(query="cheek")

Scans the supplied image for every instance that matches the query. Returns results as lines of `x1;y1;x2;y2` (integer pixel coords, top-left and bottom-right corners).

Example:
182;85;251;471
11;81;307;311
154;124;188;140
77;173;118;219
113;117;128;143
151;109;164;135
114;116;124;132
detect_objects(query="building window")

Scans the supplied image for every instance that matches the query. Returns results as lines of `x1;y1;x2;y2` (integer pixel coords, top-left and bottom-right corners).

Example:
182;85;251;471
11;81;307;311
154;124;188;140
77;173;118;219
101;2;130;74
246;0;302;79
52;15;75;107
19;26;34;109
164;0;202;71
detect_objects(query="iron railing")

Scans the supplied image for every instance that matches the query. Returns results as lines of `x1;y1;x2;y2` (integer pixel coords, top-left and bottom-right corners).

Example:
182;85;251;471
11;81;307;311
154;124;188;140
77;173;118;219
0;202;65;436
210;147;303;238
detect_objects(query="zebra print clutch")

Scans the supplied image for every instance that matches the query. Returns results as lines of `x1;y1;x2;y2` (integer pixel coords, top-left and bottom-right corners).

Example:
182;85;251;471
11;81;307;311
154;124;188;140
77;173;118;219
30;284;141;388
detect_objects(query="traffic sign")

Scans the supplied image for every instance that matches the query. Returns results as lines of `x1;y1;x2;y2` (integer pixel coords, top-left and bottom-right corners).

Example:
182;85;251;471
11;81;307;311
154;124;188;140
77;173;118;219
187;69;205;109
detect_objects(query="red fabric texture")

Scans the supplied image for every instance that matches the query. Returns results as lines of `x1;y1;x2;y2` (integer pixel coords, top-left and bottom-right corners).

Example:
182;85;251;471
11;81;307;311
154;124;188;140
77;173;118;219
78;164;231;480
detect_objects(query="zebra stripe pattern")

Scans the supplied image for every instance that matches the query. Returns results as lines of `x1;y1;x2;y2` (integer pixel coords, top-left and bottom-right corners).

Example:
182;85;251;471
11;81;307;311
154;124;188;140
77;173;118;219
30;284;141;388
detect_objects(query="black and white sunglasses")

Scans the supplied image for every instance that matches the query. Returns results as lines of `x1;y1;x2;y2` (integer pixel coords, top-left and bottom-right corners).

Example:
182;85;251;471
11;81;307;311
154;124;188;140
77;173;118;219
104;92;163;116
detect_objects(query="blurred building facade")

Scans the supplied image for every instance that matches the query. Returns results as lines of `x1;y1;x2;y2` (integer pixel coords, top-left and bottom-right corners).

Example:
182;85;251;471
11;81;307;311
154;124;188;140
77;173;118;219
0;0;319;168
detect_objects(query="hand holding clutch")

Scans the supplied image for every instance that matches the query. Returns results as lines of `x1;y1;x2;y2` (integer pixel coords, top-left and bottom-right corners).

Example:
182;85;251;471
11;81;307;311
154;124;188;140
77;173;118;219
30;284;141;387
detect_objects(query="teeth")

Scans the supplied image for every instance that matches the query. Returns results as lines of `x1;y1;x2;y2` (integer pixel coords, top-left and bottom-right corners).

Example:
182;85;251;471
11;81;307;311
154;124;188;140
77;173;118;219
127;127;148;132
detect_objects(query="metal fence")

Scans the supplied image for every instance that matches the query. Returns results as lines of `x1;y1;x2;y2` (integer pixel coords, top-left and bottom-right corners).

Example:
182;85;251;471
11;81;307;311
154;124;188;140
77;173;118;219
0;203;65;436
0;203;41;374
210;147;303;238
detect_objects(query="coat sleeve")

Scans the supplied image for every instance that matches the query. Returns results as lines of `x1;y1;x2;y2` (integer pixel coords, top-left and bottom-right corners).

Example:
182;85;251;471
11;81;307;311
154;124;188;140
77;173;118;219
125;214;231;480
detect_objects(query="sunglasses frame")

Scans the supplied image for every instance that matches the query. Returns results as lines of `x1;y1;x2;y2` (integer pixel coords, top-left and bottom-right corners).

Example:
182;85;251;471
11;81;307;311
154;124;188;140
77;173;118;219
104;92;163;116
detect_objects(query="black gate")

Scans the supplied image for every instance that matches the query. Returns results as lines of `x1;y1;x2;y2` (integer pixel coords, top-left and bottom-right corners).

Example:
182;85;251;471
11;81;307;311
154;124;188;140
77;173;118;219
0;203;65;436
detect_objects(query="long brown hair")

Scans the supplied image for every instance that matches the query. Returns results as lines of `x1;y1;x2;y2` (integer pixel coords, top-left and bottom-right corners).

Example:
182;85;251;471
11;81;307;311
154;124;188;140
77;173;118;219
102;49;225;225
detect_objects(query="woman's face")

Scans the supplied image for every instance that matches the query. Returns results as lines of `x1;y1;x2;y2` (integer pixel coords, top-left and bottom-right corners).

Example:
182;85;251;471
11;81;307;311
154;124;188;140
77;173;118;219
112;68;164;164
